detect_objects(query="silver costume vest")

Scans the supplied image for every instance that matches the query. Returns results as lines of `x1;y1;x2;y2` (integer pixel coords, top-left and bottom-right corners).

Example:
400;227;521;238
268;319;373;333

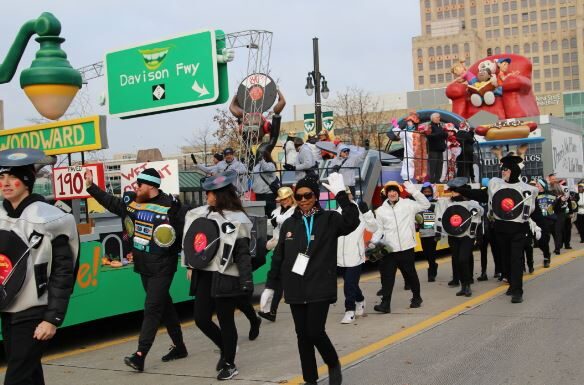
435;199;483;238
488;178;538;223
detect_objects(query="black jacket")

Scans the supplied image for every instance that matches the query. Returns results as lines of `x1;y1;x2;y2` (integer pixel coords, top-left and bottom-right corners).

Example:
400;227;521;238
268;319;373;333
427;122;448;152
3;194;76;326
87;184;188;276
266;191;359;304
455;130;474;159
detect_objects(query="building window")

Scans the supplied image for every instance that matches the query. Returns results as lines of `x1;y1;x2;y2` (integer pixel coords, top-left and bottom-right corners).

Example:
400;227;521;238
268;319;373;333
542;23;549;32
511;14;518;23
544;55;550;65
471;5;476;15
495;46;501;54
573;79;580;89
541;9;548;20
563;66;571;76
573;65;579;76
512;27;519;36
492;3;498;12
564;79;572;90
452;44;459;54
504;28;511;37
521;0;528;7
540;0;547;5
534;83;541;92
484;4;490;13
545;82;552;91
549;8;556;18
552;55;559;65
553;81;560;90
544;68;551;78
417;48;423;57
430;74;436;83
503;14;510;24
430;61;436;70
522;12;529;22
530;11;536;21
505;45;512;53
532;56;540;64
437;60;444;69
553;68;559;77
486;30;493;39
543;41;549;51
428;47;435;56
486;17;492;27
568;19;576;29
570;38;577;49
533;69;540;79
418;76;425;85
426;24;432;34
563;52;570;62
513;45;520;54
524;43;531;53
560;20;568;30
560;7;567;17
530;24;538;33
568;6;576;16
446;73;453;82
471;19;477;29
522;26;529;36
418;63;424;71
445;59;451;68
426;12;432;21
562;39;569;49
510;0;518;10
464;43;470;52
493;16;500;25
493;29;501;38
503;2;509;11
550;22;557;32
571;52;578;63
438;74;444;83
444;45;450;55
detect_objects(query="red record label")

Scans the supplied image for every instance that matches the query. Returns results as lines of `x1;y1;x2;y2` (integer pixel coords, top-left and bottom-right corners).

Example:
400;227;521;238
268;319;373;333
501;198;515;212
449;214;463;227
0;254;13;284
249;85;264;101
193;233;208;253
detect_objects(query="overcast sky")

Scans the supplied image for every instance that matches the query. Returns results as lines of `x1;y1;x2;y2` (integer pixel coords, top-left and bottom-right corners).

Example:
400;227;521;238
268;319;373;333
0;0;420;157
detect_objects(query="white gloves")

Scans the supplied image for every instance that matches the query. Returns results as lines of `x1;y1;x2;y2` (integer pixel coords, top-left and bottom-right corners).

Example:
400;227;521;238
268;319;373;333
260;288;274;313
217;48;235;63
403;181;418;195
528;219;542;240
266;238;278;251
323;172;346;195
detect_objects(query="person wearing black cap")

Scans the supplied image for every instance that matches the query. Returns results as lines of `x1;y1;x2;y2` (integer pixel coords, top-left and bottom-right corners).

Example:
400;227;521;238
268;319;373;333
371;181;430;313
417;182;439;282
183;170;254;380
283;137;317;182
0;149;78;385
85;167;188;371
260;173;359;385
436;177;483;297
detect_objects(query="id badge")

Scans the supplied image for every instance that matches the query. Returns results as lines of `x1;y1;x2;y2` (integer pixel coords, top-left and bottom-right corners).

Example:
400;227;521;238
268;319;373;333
292;253;310;276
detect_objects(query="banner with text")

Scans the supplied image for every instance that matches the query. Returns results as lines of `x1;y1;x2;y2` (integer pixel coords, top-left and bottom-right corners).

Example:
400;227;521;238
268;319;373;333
551;128;584;179
120;159;179;195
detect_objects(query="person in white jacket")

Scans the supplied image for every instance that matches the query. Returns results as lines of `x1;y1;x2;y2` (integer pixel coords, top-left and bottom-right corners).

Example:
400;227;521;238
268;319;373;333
371;181;431;313
260;187;296;322
337;190;378;324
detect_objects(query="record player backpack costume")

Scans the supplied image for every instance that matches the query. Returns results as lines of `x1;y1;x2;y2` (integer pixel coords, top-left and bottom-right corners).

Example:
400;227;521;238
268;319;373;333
0;148;79;385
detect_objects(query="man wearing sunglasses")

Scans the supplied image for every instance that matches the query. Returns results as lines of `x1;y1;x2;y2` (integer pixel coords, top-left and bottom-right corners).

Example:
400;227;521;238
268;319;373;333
85;168;189;371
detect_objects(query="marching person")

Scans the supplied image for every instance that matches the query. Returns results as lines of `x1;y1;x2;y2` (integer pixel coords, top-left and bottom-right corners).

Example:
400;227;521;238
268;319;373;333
85;168;188;371
184;171;254;380
329;141;369;197
0;149;79;385
437;177;483;297
261;173;359;385
337;189;378;324
371;181;430;313
259;187;297;322
283;137;317;182
251;149;278;216
535;178;557;268
418;182;439;282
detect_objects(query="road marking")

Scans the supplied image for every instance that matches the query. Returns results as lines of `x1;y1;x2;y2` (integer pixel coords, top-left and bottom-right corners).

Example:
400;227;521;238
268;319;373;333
285;248;584;384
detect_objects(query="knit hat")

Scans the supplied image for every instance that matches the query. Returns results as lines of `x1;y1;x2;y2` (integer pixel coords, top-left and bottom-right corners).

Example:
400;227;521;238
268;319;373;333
421;182;434;194
295;174;320;197
137;168;161;188
0;165;36;192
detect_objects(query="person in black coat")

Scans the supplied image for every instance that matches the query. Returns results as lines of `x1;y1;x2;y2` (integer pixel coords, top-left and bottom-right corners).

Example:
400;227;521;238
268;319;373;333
426;112;448;183
455;121;475;180
261;173;359;385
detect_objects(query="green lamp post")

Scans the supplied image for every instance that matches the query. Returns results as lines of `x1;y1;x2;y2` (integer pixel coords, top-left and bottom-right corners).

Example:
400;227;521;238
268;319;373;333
0;12;82;120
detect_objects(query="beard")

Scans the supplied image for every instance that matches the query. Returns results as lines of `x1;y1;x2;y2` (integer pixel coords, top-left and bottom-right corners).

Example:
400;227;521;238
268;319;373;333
135;189;150;203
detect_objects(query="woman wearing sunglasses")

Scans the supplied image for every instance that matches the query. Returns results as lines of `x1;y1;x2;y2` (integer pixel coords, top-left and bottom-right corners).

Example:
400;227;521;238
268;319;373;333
260;173;359;385
184;171;254;381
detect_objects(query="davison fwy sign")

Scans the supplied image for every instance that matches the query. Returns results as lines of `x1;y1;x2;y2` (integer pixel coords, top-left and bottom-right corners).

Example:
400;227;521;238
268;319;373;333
105;29;229;119
120;160;179;195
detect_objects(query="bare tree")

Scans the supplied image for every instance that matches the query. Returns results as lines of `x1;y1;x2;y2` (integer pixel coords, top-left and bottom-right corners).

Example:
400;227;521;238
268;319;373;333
329;87;391;150
212;108;241;151
184;124;218;167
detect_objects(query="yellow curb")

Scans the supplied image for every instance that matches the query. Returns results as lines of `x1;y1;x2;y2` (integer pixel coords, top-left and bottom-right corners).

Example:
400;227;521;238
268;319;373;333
285;248;584;384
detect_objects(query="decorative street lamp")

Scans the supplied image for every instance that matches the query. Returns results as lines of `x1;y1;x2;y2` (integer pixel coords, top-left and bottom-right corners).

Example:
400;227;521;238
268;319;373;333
0;12;82;120
305;37;330;133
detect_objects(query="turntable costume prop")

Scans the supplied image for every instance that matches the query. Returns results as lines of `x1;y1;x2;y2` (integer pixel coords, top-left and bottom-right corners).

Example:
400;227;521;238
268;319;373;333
182;170;253;378
86;167;187;370
0;149;78;385
435;177;483;297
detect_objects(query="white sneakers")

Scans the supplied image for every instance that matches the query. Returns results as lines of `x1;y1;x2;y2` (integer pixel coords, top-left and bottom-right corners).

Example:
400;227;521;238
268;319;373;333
341;300;367;324
341;311;355;324
355;300;366;317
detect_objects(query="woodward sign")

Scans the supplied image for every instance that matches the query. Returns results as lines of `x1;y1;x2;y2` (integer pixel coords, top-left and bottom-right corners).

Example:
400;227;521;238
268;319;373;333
0;116;108;155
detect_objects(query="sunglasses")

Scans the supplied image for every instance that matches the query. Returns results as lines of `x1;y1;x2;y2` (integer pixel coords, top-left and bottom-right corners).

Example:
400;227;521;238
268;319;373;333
294;191;315;201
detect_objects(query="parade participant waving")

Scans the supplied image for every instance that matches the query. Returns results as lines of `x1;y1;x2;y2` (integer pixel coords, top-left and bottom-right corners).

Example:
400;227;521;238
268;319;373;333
183;170;254;380
260;187;297;322
85;167;188;371
371;181;430;313
0;149;79;385
261;173;359;385
337;189;378;324
329;141;369;197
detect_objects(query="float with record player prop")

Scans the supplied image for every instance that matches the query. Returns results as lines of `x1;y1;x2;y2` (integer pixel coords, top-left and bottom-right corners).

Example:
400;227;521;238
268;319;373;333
0;148;79;311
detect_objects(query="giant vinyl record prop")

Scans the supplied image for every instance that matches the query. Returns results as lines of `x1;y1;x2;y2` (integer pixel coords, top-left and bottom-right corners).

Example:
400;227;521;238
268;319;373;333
236;73;277;113
492;188;523;220
183;218;220;269
441;205;472;236
0;230;30;310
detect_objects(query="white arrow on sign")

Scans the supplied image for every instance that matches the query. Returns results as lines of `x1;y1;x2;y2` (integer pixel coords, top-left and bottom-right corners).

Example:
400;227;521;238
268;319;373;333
192;80;209;97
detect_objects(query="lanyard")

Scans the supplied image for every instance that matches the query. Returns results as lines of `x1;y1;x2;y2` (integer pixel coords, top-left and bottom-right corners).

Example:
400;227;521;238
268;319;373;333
302;215;314;252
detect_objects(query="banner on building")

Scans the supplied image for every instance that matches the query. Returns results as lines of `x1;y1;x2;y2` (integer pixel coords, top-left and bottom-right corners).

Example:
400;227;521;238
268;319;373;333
551;128;584;179
120;159;179;195
304;111;334;135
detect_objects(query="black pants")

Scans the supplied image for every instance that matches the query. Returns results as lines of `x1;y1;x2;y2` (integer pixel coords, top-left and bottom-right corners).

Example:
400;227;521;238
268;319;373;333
576;214;584;242
448;236;473;285
1;316;48;385
290;302;339;384
495;224;529;297
236;295;257;324
138;274;184;354
554;213;566;251
428;151;444;183
563;216;572;247
538;218;553;261
420;236;438;278
270;283;284;314
338;265;365;311
524;236;534;270
193;270;239;365
255;193;276;217
378;248;421;303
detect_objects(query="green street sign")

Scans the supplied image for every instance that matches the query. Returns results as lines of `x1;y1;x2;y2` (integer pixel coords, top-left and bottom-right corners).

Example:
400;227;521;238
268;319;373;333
105;29;229;119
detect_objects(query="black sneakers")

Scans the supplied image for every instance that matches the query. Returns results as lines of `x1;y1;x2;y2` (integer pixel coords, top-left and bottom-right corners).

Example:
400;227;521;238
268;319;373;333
216;355;226;372
374;299;391;313
217;363;239;380
543;259;550;268
249;316;261;340
124;352;145;372
161;344;188;362
477;272;488;281
410;297;423;308
258;311;277;322
329;362;343;385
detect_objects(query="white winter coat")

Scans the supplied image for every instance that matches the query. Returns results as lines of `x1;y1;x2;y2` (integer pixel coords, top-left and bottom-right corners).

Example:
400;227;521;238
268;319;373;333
371;190;431;252
337;205;378;267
